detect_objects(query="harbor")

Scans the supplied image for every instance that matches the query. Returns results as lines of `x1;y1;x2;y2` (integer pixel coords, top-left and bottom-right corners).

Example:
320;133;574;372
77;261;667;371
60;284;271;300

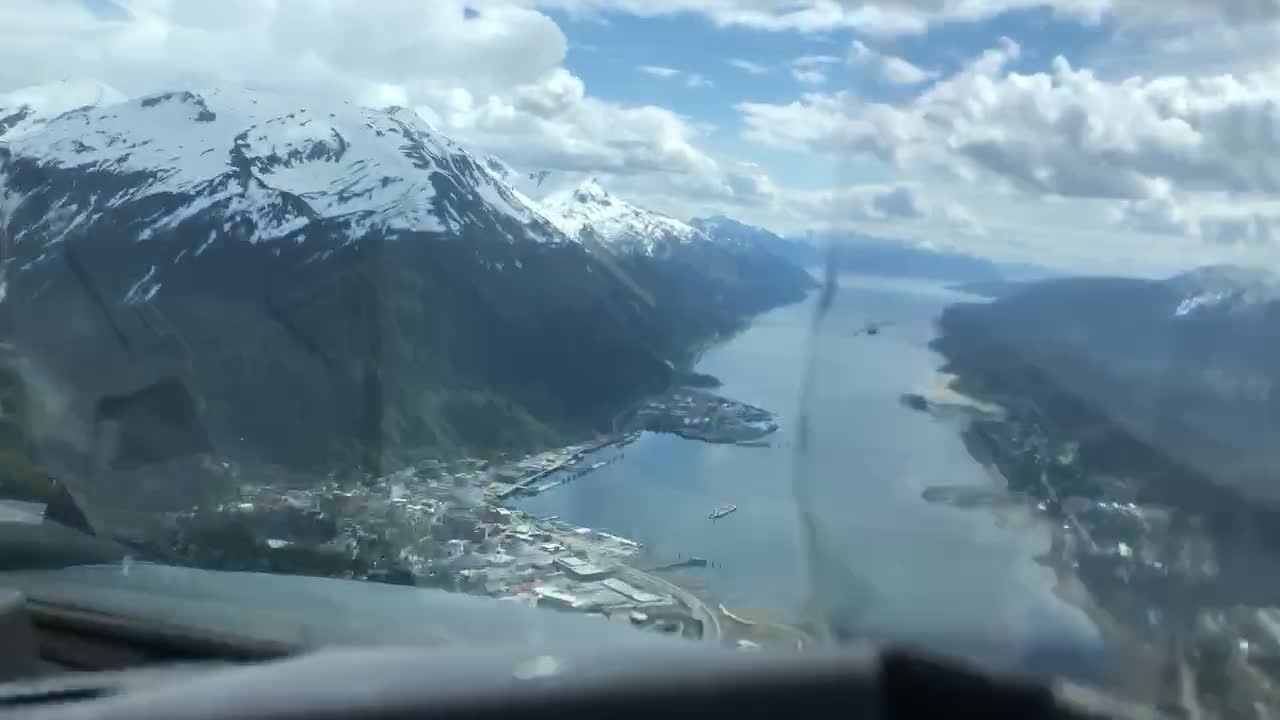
512;280;1103;676
491;433;639;500
155;278;1096;665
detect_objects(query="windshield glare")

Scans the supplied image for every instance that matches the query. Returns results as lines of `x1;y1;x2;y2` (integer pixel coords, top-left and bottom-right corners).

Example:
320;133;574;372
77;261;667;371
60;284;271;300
4;1;1280;715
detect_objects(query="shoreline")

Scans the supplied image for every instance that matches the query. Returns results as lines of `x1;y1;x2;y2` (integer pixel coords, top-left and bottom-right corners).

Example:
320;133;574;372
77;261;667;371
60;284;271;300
916;341;1280;713
907;375;1156;684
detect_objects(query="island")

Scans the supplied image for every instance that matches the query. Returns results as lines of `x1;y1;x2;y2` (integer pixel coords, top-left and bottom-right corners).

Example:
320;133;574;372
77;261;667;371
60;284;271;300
625;388;778;445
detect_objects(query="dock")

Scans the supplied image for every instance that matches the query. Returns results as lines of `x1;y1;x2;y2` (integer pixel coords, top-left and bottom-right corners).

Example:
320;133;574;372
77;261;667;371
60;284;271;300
494;434;636;500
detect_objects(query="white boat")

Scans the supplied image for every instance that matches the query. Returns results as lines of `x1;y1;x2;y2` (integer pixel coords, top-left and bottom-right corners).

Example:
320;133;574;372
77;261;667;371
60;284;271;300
709;504;738;520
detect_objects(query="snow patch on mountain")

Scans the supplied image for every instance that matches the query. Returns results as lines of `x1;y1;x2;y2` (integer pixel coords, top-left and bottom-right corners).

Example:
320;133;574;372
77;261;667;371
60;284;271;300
0;80;127;141
1;87;563;244
123;264;161;304
1174;291;1229;317
1168;265;1280;318
540;178;707;256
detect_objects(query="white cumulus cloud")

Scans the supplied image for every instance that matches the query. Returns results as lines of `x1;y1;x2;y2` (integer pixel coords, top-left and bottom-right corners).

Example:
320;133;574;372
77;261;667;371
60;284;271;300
638;65;681;78
728;58;770;75
538;0;1280;36
0;0;751;206
739;37;1280;204
791;54;842;86
849;40;934;85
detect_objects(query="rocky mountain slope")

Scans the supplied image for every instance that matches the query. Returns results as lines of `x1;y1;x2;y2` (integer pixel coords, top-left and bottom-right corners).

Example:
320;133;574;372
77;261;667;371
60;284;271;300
542;178;706;258
0;86;688;514
539;179;815;359
930;266;1280;715
690;214;818;267
0;80;127;141
691;216;1011;285
934;266;1280;502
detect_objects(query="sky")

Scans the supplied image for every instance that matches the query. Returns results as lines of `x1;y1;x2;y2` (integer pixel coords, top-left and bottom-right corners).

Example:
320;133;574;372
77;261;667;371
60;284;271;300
5;0;1280;275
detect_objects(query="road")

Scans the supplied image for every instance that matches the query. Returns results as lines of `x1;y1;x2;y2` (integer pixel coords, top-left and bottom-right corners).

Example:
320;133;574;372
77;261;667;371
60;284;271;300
616;565;723;643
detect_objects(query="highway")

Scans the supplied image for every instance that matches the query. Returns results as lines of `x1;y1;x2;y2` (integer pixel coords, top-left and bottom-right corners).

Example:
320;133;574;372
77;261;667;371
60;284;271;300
616;565;723;643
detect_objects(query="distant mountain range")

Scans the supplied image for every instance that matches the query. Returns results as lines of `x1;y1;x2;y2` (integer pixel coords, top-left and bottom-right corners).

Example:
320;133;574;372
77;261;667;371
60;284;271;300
822;234;1005;283
539;178;816;348
934;265;1280;503
691;217;1040;285
0;83;813;514
690;215;818;268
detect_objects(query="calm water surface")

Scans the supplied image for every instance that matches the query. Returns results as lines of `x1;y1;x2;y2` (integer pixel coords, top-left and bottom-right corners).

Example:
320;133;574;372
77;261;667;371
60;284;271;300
517;275;1103;679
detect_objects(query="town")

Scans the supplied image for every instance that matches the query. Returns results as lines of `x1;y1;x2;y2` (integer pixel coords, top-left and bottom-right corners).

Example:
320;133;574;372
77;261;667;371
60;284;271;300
157;390;803;651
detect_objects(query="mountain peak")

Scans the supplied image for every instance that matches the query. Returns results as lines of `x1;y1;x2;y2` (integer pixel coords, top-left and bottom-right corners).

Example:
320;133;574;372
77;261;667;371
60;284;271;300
540;180;706;256
0;79;126;111
573;177;610;203
2;85;561;244
0;79;127;140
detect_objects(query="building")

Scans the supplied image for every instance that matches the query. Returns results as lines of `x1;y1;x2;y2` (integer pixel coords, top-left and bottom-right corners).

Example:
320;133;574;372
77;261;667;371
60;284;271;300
554;556;612;579
534;586;584;610
568;582;629;609
447;539;469;558
601;578;666;604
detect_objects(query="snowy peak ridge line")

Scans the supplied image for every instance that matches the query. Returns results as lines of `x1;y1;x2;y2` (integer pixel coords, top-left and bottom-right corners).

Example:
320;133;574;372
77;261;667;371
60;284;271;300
539;177;709;256
1167;265;1280;318
688;214;785;251
0;79;128;140
1;86;567;242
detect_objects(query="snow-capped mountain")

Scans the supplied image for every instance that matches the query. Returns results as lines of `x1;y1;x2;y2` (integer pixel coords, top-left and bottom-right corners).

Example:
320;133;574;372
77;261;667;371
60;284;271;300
687;215;759;251
1166;265;1280;318
2;86;564;247
0;79;127;141
0;83;812;492
540;178;709;257
0;84;677;481
690;214;820;267
538;179;814;355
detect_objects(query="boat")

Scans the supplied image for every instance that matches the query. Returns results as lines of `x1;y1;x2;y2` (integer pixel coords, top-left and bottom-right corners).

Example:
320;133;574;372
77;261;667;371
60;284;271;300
709;504;738;520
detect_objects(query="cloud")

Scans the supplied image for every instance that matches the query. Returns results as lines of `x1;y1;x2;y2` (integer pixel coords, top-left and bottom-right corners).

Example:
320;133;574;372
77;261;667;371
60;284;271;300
539;0;1067;35
764;183;961;230
1110;189;1280;251
1112;192;1196;236
791;68;829;86
878;55;933;85
940;201;986;236
794;54;843;66
790;54;842;86
738;37;1280;207
1200;213;1280;246
538;0;1279;37
638;65;681;78
849;41;934;85
728;58;769;75
869;185;926;219
0;0;747;201
638;64;711;88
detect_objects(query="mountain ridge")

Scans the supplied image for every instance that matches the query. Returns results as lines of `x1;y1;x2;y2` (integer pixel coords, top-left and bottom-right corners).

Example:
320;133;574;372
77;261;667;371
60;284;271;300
540;177;707;257
933;265;1280;502
0;85;670;494
0;83;815;523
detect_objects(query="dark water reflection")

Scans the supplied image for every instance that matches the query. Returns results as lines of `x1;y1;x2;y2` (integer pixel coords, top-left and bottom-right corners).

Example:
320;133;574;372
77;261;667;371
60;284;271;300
517;276;1104;682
